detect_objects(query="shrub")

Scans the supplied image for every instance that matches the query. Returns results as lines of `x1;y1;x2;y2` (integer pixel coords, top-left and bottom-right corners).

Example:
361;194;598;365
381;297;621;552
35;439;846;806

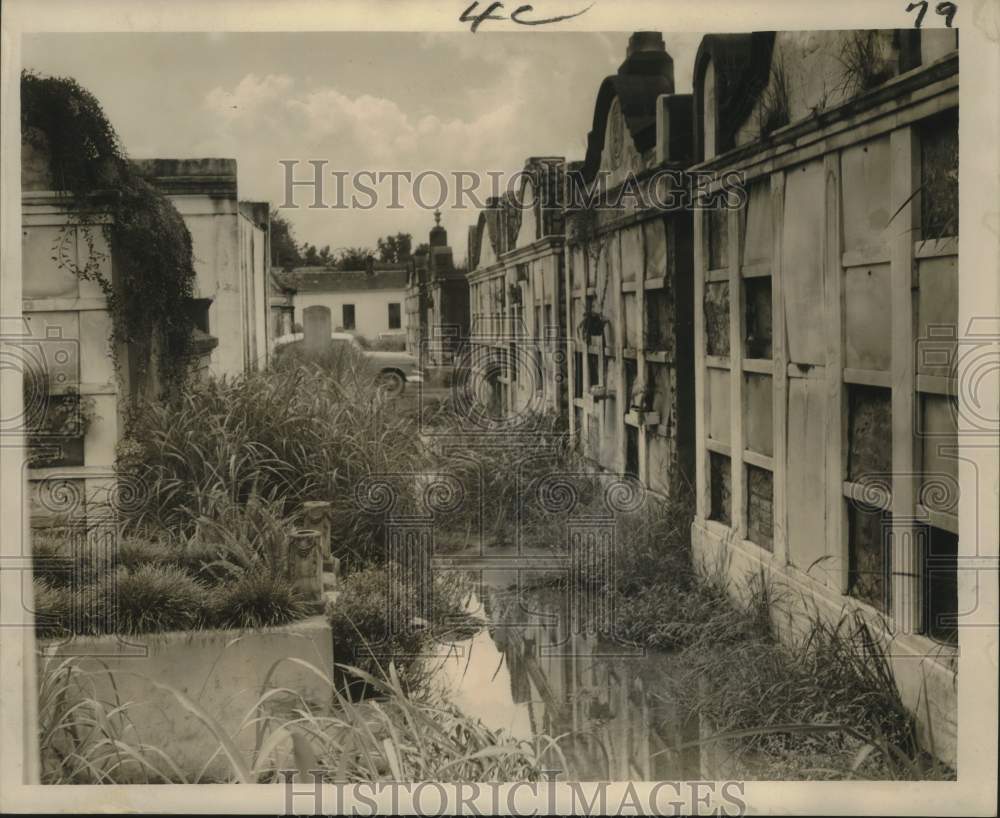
328;563;427;694
117;536;173;572
328;564;475;695
208;569;307;630
33;581;74;639
32;575;120;638
184;491;294;579
607;486;695;596
31;529;76;587
113;564;209;635
271;340;376;389
426;411;575;545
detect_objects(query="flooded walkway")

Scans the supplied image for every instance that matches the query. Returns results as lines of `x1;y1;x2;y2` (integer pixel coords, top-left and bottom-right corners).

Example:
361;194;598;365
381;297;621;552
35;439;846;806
426;562;733;781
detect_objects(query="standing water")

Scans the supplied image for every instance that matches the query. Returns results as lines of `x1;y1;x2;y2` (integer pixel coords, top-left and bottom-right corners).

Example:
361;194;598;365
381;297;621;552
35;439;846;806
426;570;740;781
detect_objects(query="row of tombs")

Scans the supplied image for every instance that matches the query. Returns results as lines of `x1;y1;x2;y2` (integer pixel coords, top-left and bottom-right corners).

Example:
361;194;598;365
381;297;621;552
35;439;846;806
412;30;962;765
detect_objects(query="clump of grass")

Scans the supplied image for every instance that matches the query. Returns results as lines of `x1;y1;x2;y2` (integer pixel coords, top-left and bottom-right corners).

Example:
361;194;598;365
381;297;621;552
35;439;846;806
328;563;477;697
426;410;576;546
184;491;294;579
757;56;792;139
210;570;307;630
33;580;76;639
328;563;435;695
214;659;555;782
30;528;77;587
31;506;318;639
670;588;953;780
117;536;173;572
113;564;209;635
301;663;556;782
837;30;894;98
35;563;209;637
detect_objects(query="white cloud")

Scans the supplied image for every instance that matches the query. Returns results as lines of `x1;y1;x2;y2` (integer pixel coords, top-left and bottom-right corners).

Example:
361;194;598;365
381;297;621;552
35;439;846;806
204;73;294;122
192;35;626;253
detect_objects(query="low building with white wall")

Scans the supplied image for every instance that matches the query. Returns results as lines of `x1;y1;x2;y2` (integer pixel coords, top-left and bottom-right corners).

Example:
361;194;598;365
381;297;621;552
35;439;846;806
281;265;408;340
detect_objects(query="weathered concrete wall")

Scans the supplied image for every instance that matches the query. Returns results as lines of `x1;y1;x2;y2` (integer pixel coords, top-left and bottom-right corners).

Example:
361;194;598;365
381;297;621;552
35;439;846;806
22;195;120;524
692;33;959;764
466;161;567;421
40;616;334;781
238;202;271;369
166;194;243;376
566;200;694;497
22;152;274;529
136;159;272;379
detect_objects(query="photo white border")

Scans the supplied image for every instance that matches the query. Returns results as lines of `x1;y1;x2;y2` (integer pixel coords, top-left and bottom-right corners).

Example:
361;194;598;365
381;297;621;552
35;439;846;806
1;0;997;813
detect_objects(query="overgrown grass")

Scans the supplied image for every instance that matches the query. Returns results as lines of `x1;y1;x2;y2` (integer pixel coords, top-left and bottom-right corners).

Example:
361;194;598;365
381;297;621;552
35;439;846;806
530;463;951;780
119;352;425;571
837;30;894;97
113;564;209;634
209;570;308;631
32;518;309;637
607;531;953;779
425;411;577;546
328;563;478;696
34;347;953;782
38;655;555;784
38;657;186;784
670;596;954;780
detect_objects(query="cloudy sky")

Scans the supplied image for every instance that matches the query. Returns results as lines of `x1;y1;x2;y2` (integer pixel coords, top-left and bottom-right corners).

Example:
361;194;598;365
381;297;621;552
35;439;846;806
24;32;699;264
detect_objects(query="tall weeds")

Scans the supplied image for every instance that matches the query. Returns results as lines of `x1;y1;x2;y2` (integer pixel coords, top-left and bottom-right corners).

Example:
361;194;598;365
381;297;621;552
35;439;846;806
38;656;552;784
38;658;186;783
119;356;425;570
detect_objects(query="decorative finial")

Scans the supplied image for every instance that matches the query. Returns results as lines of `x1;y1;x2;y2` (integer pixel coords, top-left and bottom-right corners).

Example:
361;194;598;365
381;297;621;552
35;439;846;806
434;209;442;226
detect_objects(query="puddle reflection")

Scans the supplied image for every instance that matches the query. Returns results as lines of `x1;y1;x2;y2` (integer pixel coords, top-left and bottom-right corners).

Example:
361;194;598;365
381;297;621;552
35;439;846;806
431;576;709;781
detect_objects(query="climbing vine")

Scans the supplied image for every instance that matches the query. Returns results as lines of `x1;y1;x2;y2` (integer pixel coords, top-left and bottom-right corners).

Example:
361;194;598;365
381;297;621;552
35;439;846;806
21;70;197;396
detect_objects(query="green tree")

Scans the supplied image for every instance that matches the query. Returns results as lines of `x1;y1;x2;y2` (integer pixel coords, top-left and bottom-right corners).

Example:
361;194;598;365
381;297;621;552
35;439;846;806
269;209;303;269
335;247;375;270
376;232;413;264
